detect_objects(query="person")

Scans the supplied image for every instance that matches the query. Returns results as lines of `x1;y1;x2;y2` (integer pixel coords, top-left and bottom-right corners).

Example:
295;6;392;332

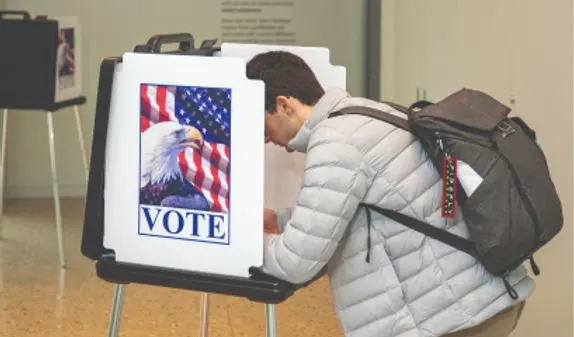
247;50;533;337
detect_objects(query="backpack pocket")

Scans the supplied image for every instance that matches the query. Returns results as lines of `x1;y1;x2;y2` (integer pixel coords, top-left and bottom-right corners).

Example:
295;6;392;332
462;155;537;276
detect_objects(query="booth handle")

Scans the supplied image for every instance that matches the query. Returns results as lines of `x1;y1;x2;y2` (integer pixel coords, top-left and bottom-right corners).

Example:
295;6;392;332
0;10;31;20
146;33;195;53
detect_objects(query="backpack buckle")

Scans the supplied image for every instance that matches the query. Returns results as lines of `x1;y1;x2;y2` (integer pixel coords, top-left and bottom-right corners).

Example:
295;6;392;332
497;120;516;138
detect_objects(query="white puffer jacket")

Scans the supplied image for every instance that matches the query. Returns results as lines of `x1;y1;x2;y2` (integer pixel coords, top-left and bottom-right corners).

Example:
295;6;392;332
261;88;534;337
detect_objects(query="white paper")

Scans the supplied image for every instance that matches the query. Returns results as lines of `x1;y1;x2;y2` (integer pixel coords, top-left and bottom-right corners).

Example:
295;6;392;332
457;160;484;197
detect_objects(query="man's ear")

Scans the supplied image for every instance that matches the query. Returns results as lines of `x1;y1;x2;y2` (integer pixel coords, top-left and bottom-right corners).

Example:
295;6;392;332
275;96;291;115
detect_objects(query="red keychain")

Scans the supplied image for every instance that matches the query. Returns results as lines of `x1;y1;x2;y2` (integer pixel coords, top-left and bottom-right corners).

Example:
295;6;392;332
441;156;458;218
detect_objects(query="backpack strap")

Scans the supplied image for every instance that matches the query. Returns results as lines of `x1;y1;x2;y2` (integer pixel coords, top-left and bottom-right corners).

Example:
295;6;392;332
330;100;435;130
362;203;479;259
381;101;410;114
330;105;411;131
330;104;479;259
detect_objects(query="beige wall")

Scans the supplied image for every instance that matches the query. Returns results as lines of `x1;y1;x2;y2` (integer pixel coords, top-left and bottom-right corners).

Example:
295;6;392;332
3;0;221;198
381;1;573;337
2;0;367;199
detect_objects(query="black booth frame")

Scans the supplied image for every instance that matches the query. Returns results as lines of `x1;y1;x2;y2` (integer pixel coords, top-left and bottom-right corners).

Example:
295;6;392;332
0;11;88;111
80;34;301;304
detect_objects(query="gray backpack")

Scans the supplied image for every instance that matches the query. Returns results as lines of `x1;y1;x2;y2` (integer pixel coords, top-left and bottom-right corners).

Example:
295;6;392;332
330;88;563;299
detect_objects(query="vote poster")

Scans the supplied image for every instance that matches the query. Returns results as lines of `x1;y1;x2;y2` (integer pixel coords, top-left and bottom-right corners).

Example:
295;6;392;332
56;26;75;89
138;83;231;245
53;16;83;102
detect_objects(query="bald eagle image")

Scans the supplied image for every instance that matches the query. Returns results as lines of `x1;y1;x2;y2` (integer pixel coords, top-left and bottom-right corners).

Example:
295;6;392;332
140;121;210;211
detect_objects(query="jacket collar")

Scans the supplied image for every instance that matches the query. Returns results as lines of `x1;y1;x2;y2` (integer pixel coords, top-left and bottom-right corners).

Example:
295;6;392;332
287;87;350;153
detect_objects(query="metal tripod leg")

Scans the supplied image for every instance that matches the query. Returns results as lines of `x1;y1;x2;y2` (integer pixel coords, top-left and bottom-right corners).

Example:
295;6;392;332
0;109;8;219
107;284;125;337
199;292;210;337
265;304;277;337
46;111;65;268
73;105;89;178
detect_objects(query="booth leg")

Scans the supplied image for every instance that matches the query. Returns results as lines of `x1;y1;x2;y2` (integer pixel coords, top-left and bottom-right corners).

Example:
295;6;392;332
46;112;66;268
107;284;125;337
73;105;89;179
199;292;210;337
0;109;8;218
265;304;277;337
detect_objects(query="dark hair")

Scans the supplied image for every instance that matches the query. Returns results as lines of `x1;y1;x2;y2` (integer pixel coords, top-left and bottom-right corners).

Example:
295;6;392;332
246;51;325;112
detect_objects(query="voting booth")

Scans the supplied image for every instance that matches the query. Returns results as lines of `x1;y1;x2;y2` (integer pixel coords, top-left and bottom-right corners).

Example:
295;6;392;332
0;11;88;267
81;33;346;336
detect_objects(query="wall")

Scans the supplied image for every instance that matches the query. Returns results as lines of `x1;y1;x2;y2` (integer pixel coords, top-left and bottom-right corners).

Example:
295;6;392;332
506;3;573;335
2;0;367;198
381;1;573;336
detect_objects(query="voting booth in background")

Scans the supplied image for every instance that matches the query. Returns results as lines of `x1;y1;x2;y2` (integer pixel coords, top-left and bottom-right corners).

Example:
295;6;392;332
0;11;88;268
81;33;346;337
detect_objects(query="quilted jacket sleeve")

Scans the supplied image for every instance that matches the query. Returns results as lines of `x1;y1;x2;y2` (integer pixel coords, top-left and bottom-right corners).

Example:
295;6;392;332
261;126;370;284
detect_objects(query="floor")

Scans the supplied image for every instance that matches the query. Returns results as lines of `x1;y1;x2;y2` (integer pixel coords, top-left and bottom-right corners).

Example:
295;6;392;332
1;198;572;337
0;198;344;337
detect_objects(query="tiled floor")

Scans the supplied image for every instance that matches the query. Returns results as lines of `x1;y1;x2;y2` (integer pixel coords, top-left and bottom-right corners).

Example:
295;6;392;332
0;198;343;337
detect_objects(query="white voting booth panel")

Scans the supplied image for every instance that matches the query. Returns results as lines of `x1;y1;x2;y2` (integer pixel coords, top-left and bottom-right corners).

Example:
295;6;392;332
218;43;347;209
103;53;264;278
102;44;347;279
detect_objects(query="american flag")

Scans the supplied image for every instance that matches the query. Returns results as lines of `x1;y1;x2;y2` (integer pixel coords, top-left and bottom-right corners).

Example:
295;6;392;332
140;84;231;213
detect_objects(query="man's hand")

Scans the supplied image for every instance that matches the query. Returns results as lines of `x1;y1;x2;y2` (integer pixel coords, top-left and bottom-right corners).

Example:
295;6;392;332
264;208;279;234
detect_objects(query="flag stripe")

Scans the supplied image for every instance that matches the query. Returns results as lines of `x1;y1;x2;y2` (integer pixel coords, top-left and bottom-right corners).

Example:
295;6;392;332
209;145;223;204
191;148;216;209
156;86;171;122
146;85;160;122
166;86;176;119
141;85;152;119
140;115;150;132
206;143;224;212
217;144;230;205
178;151;189;182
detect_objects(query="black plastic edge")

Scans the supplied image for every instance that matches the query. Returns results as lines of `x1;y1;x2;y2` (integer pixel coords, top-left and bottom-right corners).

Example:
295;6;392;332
133;36;220;56
0;10;31;20
48;96;87;111
96;259;297;304
81;57;120;260
147;33;195;53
